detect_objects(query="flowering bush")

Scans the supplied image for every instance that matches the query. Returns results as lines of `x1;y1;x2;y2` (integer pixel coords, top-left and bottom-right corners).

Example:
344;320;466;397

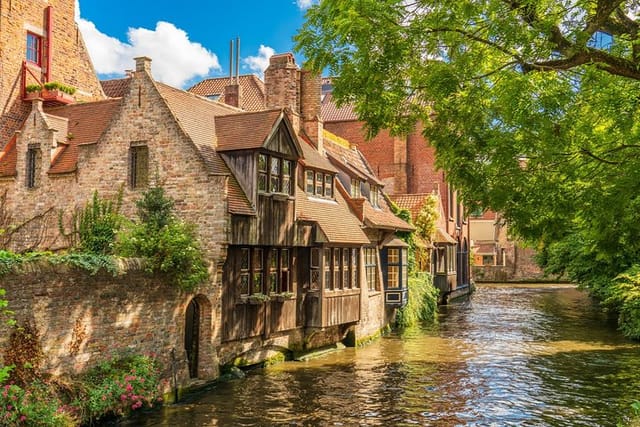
0;381;76;426
82;354;161;422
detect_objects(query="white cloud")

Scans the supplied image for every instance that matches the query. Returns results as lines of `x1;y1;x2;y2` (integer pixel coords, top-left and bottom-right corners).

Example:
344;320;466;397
75;1;220;88
296;0;315;10
243;45;276;77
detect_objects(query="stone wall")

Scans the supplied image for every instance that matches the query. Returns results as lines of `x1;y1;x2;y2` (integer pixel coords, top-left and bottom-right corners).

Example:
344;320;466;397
0;260;215;388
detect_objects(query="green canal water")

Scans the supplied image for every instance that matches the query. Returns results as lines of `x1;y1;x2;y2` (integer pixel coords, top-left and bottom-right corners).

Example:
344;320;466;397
123;284;640;426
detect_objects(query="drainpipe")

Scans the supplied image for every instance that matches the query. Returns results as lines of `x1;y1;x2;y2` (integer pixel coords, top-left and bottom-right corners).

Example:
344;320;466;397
45;6;53;83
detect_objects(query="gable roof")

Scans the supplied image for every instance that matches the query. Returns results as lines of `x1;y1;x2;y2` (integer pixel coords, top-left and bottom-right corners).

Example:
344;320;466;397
45;98;123;174
215;109;289;152
391;193;436;221
188;75;266;111
101;77;132;98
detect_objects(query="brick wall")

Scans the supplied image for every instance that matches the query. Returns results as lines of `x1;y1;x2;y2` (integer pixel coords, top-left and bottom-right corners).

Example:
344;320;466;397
0;0;105;147
0;260;214;387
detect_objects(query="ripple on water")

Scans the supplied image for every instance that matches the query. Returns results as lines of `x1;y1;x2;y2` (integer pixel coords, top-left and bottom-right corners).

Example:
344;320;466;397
123;284;640;427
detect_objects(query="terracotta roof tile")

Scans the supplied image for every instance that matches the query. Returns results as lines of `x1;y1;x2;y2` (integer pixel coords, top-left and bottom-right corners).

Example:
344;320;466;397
188;75;266;111
44;98;122;174
0;135;17;177
299;134;338;173
296;186;370;244
101;78;132;98
215;109;284;151
321;92;358;122
323;131;383;185
362;199;414;232
391;193;437;221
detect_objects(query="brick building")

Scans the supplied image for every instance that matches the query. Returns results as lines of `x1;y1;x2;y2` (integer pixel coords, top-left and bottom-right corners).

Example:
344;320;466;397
0;1;413;391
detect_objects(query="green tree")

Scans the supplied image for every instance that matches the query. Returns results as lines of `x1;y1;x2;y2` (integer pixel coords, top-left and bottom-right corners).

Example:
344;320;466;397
296;1;640;336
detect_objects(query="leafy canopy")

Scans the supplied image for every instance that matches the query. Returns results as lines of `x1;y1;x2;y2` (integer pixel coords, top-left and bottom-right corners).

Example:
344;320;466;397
296;0;640;335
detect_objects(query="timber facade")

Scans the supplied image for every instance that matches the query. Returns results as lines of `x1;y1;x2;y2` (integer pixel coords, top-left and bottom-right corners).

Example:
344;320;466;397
0;1;413;391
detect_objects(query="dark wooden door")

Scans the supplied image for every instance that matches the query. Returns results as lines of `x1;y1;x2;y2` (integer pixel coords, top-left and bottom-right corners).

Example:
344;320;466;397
185;299;200;378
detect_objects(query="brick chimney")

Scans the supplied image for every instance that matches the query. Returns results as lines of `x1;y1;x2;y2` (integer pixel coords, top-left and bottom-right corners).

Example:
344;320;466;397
264;53;324;152
300;69;323;151
225;80;242;108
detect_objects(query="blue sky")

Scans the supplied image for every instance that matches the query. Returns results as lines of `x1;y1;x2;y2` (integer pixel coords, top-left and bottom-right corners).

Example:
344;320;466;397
76;0;315;88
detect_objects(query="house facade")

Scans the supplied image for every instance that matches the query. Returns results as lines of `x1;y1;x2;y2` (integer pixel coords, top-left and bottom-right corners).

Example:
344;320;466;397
0;0;413;390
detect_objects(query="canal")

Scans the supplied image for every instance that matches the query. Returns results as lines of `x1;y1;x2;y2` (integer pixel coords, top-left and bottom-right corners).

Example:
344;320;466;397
124;284;640;426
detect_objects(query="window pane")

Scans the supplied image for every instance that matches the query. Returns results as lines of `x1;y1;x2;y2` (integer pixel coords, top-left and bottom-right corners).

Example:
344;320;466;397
388;266;400;289
315;172;323;195
270;157;281;193
282;160;291;175
258;173;267;192
306;170;315;194
258;154;267;172
240;248;250;270
26;33;40;64
282;177;291;195
240;274;249;295
388;248;399;264
311;248;320;268
324;175;333;198
130;145;149;189
281;249;289;269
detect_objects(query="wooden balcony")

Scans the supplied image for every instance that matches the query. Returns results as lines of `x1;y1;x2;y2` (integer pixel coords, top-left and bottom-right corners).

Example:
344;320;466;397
24;89;75;106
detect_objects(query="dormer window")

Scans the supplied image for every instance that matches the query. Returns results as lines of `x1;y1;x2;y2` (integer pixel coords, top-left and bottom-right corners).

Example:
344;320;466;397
351;178;362;198
26;32;42;66
305;168;334;199
258;153;293;196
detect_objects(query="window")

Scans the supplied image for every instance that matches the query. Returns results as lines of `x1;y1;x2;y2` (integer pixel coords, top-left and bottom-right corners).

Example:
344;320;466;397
268;250;278;294
435;247;446;274
447;245;457;273
305;169;334;199
240;248;250;295
351;248;359;288
257;153;293;195
342;248;350;289
333;248;341;289
324;248;332;290
370;186;379;208
364;247;379;291
324;174;333;198
26;32;42;65
305;170;315;194
129;144;149;189
25;147;39;188
482;255;495;266
351;179;361;198
253;248;264;294
310;248;320;290
280;249;290;293
266;248;291;293
386;248;407;290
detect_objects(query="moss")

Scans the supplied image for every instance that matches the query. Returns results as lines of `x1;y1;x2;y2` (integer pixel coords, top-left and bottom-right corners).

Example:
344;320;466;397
354;325;390;347
262;351;288;367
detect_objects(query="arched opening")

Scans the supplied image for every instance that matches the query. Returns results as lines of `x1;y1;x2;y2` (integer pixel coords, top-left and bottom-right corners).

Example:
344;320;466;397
185;298;200;378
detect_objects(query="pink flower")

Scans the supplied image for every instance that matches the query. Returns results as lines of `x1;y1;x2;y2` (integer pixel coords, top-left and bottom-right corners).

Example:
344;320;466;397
125;384;133;392
120;394;127;401
19;415;26;421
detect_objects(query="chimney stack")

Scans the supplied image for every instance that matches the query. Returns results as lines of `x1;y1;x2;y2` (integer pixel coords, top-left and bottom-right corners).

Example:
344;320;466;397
264;53;300;128
300;69;323;151
134;57;152;74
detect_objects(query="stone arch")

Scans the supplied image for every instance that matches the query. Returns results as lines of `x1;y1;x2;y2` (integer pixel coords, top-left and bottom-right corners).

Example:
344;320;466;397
184;294;212;379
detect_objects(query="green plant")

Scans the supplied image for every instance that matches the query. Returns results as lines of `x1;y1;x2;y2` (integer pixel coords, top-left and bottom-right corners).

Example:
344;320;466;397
0;381;77;426
117;186;209;291
59;189;124;255
25;84;42;94
43;82;76;95
81;354;161;422
395;272;439;328
247;293;270;303
48;252;117;276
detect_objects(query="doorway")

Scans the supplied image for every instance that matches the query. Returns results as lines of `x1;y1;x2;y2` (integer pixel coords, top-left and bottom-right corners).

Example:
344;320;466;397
185;299;200;378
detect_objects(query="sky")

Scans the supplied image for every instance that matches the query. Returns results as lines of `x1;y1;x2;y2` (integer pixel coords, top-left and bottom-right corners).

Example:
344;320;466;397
76;0;316;89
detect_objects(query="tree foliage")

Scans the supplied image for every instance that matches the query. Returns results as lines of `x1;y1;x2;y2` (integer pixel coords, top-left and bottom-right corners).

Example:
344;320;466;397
296;0;640;336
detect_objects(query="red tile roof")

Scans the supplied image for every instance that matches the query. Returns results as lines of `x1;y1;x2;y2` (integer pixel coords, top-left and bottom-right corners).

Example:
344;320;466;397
298;134;338;173
101;78;132;98
323;138;384;186
188;75;266;111
44;98;122;174
391;193;437;221
0;135;17;177
321;91;358;122
215;109;284;151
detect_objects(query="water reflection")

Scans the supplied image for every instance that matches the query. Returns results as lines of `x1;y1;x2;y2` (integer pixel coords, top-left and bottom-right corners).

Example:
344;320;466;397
123;284;640;426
